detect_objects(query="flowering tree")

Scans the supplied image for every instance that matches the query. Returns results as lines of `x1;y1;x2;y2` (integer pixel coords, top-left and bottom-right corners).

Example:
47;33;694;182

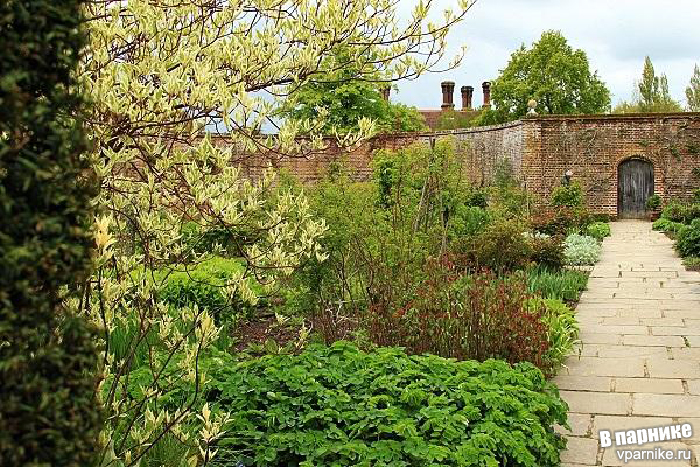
79;0;474;465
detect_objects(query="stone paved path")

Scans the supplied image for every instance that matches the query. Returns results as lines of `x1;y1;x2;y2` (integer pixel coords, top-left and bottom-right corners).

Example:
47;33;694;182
556;220;700;466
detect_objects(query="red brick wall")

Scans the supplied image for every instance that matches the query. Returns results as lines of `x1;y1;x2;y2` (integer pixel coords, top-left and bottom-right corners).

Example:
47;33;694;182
215;113;700;217
522;114;700;216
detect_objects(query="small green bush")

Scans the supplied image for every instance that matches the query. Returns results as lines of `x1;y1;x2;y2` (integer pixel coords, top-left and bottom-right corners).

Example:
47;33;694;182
531;207;586;237
564;234;602;266
586;222;611;240
465;190;488;209
688;204;700;223
682;256;700;270
451;206;491;237
490;186;531;218
662;202;700;224
527;298;579;369
551;182;584;208
652;218;687;233
157;257;261;325
529;236;565;271
676;219;700;258
542;299;579;368
645;194;661;211
180;221;258;258
468;220;532;271
525;267;589;303
589;213;611;223
662;202;686;223
212;343;569;467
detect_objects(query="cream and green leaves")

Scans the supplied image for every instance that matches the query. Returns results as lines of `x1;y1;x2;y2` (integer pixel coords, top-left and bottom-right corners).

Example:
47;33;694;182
78;1;473;465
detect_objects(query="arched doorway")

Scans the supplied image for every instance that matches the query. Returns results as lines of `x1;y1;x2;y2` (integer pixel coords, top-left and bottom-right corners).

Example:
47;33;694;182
617;159;654;219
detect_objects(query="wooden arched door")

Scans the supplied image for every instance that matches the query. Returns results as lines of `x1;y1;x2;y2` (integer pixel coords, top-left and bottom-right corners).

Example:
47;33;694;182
617;159;653;219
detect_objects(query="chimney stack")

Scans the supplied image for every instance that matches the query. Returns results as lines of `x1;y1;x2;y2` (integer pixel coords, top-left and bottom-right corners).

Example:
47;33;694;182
381;86;391;101
482;81;491;109
441;81;455;111
461;85;474;110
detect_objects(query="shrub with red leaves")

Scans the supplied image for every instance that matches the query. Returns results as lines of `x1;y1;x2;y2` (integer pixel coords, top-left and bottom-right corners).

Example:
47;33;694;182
312;257;551;371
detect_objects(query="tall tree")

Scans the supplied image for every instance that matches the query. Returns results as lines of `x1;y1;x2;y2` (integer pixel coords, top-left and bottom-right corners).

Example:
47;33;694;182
638;56;680;110
280;50;427;133
0;0;101;464
614;56;683;113
686;64;700;112
488;30;611;122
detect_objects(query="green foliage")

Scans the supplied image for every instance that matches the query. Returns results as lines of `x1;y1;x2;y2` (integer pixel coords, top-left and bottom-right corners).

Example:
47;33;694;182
529;236;565;271
682;256;700;270
468;220;532;271
676;219;700;258
465;189;488;208
212;342;569;467
469;108;507;127
530;299;580;369
489;185;532;219
280;50;427;134
290;139;473;318
645;194;661;211
435;109;475;130
525;267;589;303
387;102;429;132
564;234;602;266
451;206;491;237
614;57;683;113
663;202;687;223
489;30;610;122
157;257;260;326
662;202;700;224
531;207;588;237
652;218;687;234
0;0;102;464
589;213;611;223
687;64;700;112
551;182;584;208
586;222;611;241
180;221;257;258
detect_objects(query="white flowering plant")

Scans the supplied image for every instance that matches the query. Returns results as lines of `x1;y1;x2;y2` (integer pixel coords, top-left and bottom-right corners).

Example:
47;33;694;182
564;234;602;266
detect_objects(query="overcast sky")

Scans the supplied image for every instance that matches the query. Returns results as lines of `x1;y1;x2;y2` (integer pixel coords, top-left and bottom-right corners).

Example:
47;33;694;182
394;0;700;110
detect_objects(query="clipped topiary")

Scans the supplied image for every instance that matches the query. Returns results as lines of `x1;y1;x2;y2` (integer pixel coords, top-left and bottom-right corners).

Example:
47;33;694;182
0;0;102;464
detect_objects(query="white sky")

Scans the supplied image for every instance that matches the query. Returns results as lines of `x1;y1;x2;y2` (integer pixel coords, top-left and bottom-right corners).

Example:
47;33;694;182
394;0;700;110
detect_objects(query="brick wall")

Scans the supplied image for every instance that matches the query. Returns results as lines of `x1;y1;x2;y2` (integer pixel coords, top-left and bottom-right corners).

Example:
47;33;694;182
218;121;525;187
217;113;700;216
522;114;700;216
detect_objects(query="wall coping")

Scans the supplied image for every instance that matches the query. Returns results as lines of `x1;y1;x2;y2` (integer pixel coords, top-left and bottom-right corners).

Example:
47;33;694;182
524;112;700;122
201;113;700;141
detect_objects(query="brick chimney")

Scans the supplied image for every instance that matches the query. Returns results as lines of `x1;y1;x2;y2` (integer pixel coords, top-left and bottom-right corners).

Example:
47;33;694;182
482;81;491;109
461;85;474;110
441;81;455;111
381;86;391;101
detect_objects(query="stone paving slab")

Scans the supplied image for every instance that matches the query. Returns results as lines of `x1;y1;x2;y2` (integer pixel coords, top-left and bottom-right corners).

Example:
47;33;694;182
559;221;700;466
614;378;684;394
